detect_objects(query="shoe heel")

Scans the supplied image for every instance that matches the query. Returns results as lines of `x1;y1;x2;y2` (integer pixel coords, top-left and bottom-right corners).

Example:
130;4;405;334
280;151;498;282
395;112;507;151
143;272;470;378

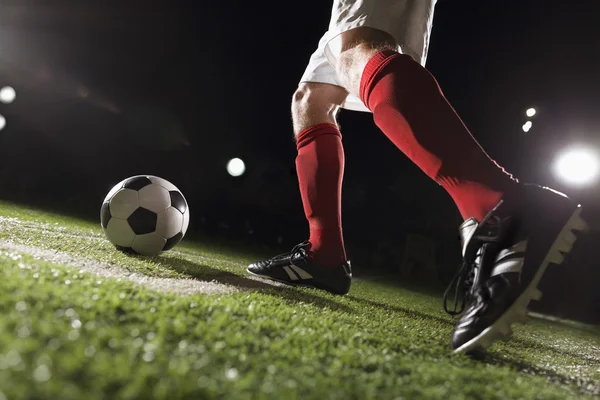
547;207;587;265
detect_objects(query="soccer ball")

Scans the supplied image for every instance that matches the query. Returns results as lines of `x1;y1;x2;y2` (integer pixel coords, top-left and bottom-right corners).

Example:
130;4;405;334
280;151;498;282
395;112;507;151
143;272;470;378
100;175;190;256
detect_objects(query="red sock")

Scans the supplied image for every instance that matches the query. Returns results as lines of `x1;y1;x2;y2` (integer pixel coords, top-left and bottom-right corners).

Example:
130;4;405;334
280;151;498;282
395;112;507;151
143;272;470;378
296;123;347;267
360;50;519;221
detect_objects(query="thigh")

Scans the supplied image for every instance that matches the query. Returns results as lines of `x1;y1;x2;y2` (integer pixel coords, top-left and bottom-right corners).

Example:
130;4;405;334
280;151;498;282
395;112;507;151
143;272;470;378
299;33;343;88
299;33;370;113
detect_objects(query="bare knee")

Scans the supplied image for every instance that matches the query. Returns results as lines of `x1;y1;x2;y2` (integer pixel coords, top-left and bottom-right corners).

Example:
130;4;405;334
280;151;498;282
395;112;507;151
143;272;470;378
291;83;348;135
291;83;348;117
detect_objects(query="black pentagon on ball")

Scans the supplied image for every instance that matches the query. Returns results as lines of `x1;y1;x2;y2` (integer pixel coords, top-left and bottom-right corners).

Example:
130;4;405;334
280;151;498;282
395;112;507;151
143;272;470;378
123;176;153;191
163;231;183;251
169;191;187;213
127;207;157;235
100;202;111;229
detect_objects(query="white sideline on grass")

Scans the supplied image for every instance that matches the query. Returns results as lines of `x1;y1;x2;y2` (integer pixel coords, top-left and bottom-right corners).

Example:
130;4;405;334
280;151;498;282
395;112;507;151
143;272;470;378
0;242;277;296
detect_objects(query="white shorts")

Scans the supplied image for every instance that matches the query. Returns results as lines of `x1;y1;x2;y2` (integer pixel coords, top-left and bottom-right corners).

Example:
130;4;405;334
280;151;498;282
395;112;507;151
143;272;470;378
299;0;437;112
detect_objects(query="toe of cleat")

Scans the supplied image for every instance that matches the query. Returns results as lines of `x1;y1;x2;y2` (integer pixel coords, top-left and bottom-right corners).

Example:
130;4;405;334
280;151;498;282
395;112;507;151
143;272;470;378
454;300;533;354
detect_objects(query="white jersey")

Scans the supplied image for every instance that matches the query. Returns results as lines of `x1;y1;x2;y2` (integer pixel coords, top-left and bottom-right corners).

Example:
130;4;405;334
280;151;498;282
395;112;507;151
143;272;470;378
300;0;437;112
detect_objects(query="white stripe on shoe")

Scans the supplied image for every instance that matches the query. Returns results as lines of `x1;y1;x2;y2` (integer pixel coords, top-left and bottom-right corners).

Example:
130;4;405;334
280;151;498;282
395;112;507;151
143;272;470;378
490;240;527;277
290;265;313;279
283;266;299;280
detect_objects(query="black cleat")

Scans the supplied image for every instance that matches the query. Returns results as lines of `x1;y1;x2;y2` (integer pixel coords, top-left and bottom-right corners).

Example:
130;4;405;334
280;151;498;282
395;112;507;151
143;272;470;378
445;185;588;354
247;242;352;295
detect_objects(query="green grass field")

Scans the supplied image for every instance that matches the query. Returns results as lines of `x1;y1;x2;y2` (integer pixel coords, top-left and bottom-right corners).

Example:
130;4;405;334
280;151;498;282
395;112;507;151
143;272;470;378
0;201;598;399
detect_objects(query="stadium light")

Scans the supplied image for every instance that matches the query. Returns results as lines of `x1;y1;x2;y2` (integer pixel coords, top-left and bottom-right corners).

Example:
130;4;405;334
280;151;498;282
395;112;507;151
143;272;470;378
0;86;16;104
0;114;5;131
227;158;246;177
522;121;532;133
554;148;599;186
526;108;536;118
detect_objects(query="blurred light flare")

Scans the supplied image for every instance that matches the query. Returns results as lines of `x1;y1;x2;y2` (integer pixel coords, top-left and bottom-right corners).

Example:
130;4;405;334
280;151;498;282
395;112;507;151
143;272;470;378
0;114;5;131
522;121;532;132
526;108;536;117
0;86;16;104
554;148;599;185
227;158;246;177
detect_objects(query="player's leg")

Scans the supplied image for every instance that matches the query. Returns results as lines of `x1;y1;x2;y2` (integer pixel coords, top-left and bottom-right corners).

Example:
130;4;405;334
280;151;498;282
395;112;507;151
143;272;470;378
247;38;352;295
291;82;348;268
330;26;519;223
324;1;587;353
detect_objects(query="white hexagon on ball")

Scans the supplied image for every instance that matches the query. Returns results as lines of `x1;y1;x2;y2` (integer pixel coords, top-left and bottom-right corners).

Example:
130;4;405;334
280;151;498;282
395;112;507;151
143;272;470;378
138;184;171;213
148;176;179;191
156;207;183;239
109;189;139;218
105;218;135;247
132;232;167;256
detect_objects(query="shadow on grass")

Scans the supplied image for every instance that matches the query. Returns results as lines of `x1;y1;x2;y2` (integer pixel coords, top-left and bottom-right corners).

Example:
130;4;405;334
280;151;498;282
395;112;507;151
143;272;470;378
357;274;448;298
347;295;453;327
134;253;355;313
157;252;453;326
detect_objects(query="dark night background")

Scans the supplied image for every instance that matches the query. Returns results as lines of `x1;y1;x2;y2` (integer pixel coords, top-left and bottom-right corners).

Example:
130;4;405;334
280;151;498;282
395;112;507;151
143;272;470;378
0;0;598;322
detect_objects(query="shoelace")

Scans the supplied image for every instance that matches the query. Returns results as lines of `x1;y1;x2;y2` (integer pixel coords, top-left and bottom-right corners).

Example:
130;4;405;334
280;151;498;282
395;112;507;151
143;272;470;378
289;241;310;267
443;261;475;316
443;201;504;317
272;241;310;265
